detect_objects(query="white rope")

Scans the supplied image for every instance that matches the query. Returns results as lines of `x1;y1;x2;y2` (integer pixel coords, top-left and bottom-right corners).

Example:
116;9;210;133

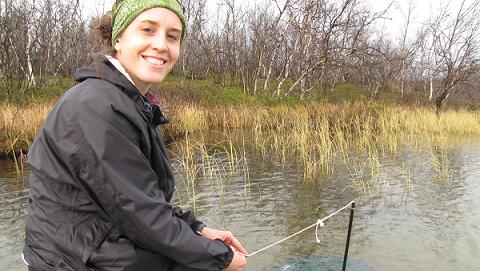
242;201;355;257
21;253;29;266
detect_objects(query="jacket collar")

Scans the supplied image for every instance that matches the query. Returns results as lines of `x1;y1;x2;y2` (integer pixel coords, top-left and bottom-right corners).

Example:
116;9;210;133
105;55;137;88
74;55;168;126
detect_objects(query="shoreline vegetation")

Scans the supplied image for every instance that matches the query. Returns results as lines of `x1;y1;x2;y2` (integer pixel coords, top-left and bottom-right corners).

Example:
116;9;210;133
2;78;480;196
3;80;480;157
3;82;480;158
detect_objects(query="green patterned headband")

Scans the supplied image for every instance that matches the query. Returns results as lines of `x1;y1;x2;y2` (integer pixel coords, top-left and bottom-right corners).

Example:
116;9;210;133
111;0;185;47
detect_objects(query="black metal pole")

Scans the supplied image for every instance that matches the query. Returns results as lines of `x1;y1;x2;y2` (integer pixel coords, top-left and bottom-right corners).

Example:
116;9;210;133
342;201;355;271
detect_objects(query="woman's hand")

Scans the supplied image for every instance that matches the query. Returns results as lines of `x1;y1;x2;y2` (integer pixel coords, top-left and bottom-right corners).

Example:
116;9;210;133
224;250;247;271
201;227;248;255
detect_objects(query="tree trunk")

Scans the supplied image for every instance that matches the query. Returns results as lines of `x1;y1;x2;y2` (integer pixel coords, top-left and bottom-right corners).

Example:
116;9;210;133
253;46;265;95
285;57;325;96
400;60;405;97
372;81;381;100
263;46;279;91
329;70;338;92
276;35;300;96
435;87;449;114
428;76;433;101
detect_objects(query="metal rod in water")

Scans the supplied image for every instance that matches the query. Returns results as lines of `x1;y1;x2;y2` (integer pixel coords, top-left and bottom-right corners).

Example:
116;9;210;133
342;201;355;271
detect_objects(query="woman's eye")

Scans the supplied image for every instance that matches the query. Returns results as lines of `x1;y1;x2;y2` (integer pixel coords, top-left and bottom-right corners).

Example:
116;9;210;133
142;27;153;33
167;35;178;41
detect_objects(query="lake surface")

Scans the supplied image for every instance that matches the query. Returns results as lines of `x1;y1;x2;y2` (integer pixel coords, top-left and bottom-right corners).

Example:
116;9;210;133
1;134;479;271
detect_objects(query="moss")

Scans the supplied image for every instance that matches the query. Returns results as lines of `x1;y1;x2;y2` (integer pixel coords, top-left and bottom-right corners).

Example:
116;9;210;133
0;77;73;105
256;91;301;106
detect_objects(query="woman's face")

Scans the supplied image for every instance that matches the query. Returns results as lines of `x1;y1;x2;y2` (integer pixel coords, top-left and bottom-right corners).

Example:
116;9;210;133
115;7;182;93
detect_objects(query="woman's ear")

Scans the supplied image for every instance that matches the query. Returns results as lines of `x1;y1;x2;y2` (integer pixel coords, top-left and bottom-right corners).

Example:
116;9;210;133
114;42;120;52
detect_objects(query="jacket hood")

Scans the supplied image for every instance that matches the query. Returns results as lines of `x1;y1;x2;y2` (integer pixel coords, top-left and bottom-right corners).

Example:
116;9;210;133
74;55;136;96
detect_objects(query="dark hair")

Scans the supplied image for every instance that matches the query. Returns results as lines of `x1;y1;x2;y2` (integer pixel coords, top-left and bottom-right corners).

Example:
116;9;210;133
92;11;115;54
92;0;125;54
91;1;124;73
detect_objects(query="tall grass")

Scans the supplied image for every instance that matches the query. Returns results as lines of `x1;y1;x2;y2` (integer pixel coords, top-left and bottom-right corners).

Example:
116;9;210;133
1;102;52;155
182;102;480;185
1;100;479;189
168;133;250;210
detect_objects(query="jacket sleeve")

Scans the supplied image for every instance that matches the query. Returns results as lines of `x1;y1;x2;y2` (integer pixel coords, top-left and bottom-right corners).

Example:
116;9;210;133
172;207;206;233
66;95;232;270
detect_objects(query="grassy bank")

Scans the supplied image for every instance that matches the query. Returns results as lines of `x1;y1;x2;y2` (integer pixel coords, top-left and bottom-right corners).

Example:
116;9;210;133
3;100;479;156
2;98;479;196
2;78;480;190
167;103;479;179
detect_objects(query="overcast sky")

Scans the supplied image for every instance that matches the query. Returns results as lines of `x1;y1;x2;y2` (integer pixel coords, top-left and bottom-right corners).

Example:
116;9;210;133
81;0;469;41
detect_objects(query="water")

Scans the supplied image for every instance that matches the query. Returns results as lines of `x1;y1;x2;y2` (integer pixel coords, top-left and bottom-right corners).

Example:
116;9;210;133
0;160;28;271
1;135;479;271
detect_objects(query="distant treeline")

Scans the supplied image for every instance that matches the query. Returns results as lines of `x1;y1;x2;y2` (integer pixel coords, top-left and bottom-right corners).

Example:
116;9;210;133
1;0;480;111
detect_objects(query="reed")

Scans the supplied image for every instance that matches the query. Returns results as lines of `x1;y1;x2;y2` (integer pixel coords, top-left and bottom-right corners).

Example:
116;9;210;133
163;104;208;137
168;134;199;209
402;162;414;196
429;146;451;183
197;102;480;187
1;100;479;194
168;132;251;208
0;102;52;155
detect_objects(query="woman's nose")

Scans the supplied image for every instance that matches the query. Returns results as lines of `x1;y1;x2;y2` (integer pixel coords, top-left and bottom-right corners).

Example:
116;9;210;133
151;35;167;51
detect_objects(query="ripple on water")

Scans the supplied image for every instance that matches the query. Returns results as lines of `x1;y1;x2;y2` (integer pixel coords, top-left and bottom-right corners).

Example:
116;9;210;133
2;136;480;270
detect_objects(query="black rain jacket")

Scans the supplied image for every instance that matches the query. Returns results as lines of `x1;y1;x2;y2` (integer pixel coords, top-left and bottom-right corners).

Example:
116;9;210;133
23;56;233;271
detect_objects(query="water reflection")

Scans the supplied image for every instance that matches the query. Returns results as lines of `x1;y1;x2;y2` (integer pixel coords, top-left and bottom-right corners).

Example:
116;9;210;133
169;135;480;271
1;135;480;271
0;160;28;271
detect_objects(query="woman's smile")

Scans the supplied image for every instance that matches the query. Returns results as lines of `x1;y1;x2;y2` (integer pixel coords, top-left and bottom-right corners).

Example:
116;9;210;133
143;55;167;66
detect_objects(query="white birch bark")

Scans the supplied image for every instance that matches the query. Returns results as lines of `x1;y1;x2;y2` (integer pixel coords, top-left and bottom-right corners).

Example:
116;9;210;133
276;34;300;96
428;76;433;101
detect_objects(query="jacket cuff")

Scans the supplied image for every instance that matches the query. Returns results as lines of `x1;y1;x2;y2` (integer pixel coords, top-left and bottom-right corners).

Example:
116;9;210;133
190;220;206;235
215;240;234;271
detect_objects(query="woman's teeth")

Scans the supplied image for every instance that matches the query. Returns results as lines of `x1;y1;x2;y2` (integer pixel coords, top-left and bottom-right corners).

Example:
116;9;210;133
145;57;165;65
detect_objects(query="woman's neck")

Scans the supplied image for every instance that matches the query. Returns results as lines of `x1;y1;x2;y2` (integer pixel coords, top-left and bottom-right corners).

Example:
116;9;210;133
105;55;150;95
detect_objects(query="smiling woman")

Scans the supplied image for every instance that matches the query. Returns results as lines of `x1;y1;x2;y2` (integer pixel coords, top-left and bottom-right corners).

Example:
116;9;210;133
114;7;182;93
22;1;247;271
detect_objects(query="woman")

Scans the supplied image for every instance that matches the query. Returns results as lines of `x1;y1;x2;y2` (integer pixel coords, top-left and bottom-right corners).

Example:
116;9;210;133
23;0;248;270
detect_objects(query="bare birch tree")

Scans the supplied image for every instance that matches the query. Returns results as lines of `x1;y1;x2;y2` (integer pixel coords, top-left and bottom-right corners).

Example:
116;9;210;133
0;0;90;96
1;0;479;106
425;0;480;112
